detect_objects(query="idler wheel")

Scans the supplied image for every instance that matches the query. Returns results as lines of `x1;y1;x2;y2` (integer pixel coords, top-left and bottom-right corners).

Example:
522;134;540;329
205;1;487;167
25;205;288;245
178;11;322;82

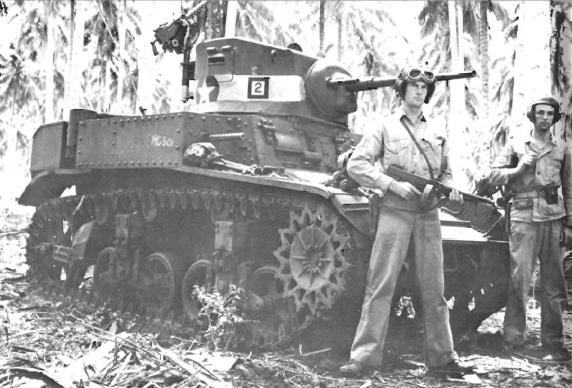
138;252;184;316
27;200;74;286
181;259;215;320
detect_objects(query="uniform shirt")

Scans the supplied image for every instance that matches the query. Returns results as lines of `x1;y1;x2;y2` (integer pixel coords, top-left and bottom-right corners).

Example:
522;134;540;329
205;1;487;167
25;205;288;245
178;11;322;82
488;133;572;224
347;107;451;211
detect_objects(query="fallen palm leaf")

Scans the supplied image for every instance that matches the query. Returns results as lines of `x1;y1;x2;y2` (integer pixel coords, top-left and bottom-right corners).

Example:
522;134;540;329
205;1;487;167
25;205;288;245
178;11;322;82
0;366;66;388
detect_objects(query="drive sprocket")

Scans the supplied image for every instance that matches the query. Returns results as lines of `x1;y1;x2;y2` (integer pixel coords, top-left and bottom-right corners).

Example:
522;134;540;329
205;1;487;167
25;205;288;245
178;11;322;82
273;204;351;315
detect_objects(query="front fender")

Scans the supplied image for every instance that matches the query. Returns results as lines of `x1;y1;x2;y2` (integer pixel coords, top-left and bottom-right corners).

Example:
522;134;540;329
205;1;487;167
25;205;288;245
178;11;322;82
18;169;91;206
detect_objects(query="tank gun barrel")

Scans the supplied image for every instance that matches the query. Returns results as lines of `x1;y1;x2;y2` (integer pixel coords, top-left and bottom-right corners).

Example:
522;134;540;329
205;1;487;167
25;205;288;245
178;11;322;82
208;132;246;141
327;70;477;92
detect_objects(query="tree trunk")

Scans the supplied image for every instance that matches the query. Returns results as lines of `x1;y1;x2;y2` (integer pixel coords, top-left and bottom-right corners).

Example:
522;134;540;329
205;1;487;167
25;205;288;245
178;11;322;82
44;3;55;121
337;13;342;61
117;0;126;113
64;0;75;115
136;1;156;114
448;0;465;185
206;0;227;39
64;0;85;114
99;62;105;112
479;0;489;117
319;1;325;56
3;86;20;201
457;0;464;69
511;1;551;143
549;2;571;145
104;59;112;112
225;0;238;37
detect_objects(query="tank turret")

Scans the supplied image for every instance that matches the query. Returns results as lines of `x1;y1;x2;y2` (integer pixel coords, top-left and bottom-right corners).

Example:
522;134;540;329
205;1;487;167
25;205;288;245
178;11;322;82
188;38;475;125
152;11;476;125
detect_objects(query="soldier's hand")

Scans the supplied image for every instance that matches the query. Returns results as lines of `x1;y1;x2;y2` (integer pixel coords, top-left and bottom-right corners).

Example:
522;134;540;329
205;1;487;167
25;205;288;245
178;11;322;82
516;154;536;173
389;181;421;200
445;189;464;213
560;225;572;248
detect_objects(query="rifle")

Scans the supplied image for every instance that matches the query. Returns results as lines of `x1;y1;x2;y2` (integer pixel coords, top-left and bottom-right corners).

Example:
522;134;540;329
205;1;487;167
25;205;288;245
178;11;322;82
386;165;502;234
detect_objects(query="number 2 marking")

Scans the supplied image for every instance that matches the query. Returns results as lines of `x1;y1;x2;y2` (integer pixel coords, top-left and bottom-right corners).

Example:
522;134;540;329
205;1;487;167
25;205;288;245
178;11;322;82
248;77;269;99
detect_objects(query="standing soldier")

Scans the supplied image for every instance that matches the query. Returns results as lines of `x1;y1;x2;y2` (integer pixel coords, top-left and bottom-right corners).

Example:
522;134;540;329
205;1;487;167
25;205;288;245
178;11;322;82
339;68;473;378
486;96;572;362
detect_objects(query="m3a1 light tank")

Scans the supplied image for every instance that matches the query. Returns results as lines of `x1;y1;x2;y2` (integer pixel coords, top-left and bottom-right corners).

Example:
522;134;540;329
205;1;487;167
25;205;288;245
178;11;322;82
18;10;510;349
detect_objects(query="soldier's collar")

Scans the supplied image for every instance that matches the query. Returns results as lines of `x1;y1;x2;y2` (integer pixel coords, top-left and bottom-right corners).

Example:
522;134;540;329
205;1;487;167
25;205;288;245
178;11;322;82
399;107;426;124
525;131;557;147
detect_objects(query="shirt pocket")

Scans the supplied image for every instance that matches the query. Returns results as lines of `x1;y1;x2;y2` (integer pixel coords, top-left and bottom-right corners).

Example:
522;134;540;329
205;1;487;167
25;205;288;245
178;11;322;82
540;149;564;183
384;138;409;167
541;196;564;216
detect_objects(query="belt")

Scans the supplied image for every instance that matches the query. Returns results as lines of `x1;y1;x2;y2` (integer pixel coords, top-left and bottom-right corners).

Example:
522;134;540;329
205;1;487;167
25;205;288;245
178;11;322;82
513;191;540;199
513;188;558;199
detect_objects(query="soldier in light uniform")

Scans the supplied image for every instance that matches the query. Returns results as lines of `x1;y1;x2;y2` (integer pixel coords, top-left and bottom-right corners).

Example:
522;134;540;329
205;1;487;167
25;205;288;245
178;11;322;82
487;96;572;362
339;68;472;378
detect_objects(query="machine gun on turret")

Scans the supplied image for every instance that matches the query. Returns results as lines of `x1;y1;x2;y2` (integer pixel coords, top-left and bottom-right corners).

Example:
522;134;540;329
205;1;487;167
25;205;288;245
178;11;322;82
151;0;207;101
303;61;476;123
326;70;477;91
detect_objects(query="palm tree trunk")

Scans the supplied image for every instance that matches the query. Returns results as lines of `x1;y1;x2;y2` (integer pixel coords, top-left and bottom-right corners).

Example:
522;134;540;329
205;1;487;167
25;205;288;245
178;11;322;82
337;14;342;61
104;59;112;112
44;3;55;121
549;2;570;143
64;0;75;116
136;1;155;114
448;0;465;185
117;0;126;113
456;0;464;68
319;1;325;55
5;87;20;200
448;1;459;67
479;1;490;118
64;0;85;114
225;0;238;37
334;1;343;61
99;63;105;112
206;0;227;39
511;1;551;142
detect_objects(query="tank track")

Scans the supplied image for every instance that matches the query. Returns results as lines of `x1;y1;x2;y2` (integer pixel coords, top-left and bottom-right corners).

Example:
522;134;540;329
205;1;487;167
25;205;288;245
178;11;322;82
25;183;357;349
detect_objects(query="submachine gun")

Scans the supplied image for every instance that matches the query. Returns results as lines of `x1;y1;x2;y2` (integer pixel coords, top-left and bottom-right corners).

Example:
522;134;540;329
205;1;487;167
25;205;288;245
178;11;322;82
386;166;502;235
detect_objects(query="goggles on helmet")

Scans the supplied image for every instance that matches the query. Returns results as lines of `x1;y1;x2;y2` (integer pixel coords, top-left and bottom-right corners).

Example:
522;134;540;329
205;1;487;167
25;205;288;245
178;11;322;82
403;68;436;84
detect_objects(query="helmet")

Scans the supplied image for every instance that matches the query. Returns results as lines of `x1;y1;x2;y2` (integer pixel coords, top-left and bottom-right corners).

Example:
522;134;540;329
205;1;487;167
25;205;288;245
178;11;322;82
526;96;561;124
393;67;436;104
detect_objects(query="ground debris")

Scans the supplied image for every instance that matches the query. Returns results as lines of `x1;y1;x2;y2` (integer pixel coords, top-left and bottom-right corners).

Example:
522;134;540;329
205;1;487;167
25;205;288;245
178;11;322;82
1;208;572;387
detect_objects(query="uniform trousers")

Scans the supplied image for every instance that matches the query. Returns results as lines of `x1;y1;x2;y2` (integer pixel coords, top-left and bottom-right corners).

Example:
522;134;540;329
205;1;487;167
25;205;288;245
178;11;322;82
349;206;458;367
504;220;567;348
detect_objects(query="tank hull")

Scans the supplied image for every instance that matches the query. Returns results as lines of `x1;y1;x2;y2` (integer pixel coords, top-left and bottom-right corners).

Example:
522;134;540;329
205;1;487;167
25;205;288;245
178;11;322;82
23;163;509;349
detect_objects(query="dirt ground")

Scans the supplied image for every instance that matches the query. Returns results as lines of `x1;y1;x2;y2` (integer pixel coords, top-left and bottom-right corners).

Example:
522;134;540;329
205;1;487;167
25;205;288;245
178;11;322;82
1;205;571;387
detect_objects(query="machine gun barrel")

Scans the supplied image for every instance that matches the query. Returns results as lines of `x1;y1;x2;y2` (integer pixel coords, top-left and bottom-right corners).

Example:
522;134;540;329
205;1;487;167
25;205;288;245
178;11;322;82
328;70;477;92
208;132;246;141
